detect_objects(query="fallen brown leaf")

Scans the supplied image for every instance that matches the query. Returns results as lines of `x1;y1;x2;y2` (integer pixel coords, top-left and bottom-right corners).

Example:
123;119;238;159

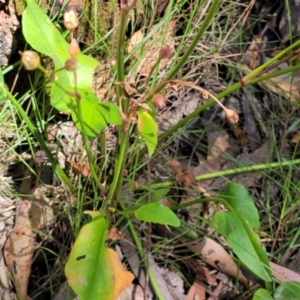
270;261;300;283
186;237;251;287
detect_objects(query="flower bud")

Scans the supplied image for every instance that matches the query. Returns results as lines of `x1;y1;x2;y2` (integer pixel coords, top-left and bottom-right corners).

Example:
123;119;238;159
151;94;166;109
63;10;79;30
20;51;41;70
64;57;79;71
69;38;80;58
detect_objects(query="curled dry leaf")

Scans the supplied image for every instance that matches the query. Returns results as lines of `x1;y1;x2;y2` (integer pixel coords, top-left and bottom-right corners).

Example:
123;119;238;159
186;237;251;287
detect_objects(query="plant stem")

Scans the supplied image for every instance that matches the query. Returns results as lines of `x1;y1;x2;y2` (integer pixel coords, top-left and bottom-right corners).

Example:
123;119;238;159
119;201;164;299
137;158;300;190
165;0;221;81
6;90;75;192
115;7;129;114
75;99;103;197
106;4;132;208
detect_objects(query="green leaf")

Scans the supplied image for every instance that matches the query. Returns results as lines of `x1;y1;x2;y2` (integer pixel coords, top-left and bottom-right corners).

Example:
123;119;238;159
0;68;6;104
135;202;180;227
137;111;158;157
65;216;113;300
220;183;259;229
274;281;300;300
253;288;273;300
212;211;270;282
65;89;121;137
221;183;270;276
212;183;271;282
23;0;99;112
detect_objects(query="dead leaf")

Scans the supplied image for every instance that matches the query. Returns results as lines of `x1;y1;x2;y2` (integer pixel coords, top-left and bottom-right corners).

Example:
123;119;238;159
243;36;262;69
193;158;221;191
210;138;271;190
4;200;35;300
186;237;250;287
118;284;144;300
3;181;53;300
169;160;197;196
290;132;300;143
127;20;176;75
108;227;122;241
186;280;206;300
270;261;300;283
69;161;90;177
262;77;300;102
207;128;229;159
93;60;114;100
107;248;135;299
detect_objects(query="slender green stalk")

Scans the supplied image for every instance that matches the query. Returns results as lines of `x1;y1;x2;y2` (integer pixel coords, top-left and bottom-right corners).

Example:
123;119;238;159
75;99;101;196
119;201;164;299
6;90;75;192
107;4;133;207
115;7;129;114
137;158;300;190
165;0;221;81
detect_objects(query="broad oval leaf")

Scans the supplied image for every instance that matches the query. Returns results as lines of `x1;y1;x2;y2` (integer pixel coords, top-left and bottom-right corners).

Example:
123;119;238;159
135;202;180;227
23;0;99;112
65;216;134;300
65;89;121;137
220;183;259;229
137;111;158;157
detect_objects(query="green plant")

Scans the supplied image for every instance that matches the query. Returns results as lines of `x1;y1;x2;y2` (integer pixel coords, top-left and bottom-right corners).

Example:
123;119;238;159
4;0;300;299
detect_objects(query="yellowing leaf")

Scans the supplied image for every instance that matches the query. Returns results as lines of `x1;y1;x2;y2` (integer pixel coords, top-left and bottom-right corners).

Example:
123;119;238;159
106;248;135;299
65;216;134;300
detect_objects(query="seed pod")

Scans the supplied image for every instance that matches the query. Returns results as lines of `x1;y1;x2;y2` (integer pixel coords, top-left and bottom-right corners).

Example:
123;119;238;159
225;108;239;124
20;51;41;70
65;57;79;71
63;10;79;30
159;46;173;60
151;94;166;109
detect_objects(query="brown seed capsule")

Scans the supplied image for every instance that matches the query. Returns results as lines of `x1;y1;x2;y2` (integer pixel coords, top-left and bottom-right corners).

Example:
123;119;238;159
159;46;173;60
63;10;79;30
20;51;41;70
225;108;239;124
69;38;80;58
64;57;79;71
151;94;166;109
